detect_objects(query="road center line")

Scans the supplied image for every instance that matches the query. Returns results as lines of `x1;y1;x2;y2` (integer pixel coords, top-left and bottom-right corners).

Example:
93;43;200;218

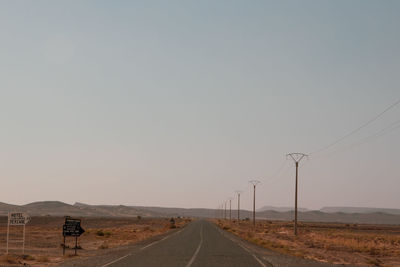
101;228;184;267
185;224;203;267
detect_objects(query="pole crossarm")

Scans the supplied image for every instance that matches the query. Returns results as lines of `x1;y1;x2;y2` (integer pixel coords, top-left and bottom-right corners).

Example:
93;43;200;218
249;180;261;186
286;153;308;163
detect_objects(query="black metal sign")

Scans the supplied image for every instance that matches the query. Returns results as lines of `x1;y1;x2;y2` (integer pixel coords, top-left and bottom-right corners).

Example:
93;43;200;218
62;217;85;255
63;218;85;237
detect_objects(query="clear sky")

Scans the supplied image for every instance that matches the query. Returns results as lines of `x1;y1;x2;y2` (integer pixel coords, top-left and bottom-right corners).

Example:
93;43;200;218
1;1;399;210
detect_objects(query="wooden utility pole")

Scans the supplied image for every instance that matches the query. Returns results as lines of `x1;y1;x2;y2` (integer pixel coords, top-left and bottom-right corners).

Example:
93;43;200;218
249;180;260;228
229;199;232;221
287;153;307;235
224;201;227;220
235;191;242;223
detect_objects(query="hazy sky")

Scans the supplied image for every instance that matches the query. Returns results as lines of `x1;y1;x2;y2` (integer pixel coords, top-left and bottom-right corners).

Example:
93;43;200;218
1;1;399;210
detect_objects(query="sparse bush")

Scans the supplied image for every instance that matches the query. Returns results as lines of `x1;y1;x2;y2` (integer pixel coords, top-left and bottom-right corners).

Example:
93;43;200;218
37;255;49;262
246;231;254;238
1;254;18;264
98;242;109;249
96;230;105;236
23;255;35;260
95;230;111;237
367;258;382;266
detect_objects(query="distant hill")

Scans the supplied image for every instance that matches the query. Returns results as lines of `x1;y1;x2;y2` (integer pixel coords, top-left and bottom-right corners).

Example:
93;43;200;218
23;201;89;216
0;201;161;217
320;207;400;215
256;210;400;225
258;205;310;212
0;202;25;213
0;201;399;225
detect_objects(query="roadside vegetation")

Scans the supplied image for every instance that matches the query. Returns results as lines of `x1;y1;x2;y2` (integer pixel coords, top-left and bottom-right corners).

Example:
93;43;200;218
214;219;400;267
0;216;191;266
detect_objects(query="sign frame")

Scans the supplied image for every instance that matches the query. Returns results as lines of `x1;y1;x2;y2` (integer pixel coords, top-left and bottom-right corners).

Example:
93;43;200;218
62;217;85;256
6;212;31;254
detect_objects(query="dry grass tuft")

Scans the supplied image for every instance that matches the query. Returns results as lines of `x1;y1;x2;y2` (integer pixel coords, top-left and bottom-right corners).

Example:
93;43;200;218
0;254;19;264
214;219;400;266
0;216;191;266
37;255;50;262
98;242;109;249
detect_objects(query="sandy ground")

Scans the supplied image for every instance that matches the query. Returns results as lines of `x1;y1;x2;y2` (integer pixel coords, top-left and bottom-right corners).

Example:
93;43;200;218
0;216;190;266
214;219;400;267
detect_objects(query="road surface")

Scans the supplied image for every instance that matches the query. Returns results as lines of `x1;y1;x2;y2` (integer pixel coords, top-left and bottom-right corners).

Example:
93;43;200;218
60;220;343;267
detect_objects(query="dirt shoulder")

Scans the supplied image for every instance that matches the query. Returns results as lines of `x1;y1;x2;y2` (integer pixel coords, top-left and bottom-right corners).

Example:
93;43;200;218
213;219;400;267
0;216;191;266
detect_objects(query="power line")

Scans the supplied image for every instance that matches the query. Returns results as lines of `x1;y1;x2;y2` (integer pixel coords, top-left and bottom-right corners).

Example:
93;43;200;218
268;163;292;187
263;160;287;184
311;98;400;155
314;118;400;158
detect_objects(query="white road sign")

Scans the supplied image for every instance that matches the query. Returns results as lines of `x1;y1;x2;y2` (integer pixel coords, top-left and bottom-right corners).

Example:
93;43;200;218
8;212;30;225
7;212;31;254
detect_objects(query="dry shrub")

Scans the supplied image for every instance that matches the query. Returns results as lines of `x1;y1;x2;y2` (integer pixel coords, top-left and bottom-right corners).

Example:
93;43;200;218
0;254;18;264
212;218;400;266
96;229;105;236
96;229;111;237
22;254;35;260
37;255;49;262
367;258;382;266
246;230;254;239
98;242;109;249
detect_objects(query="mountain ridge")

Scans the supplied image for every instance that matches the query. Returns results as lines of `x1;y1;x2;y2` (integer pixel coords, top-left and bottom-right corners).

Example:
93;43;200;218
0;201;399;225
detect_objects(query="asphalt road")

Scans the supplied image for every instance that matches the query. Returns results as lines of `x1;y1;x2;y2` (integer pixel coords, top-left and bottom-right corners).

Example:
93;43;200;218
61;220;344;267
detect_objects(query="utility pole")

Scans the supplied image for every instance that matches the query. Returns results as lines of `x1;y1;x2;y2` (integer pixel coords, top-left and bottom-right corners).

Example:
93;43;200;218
235;191;242;223
249;180;260;228
287;153;308;235
229;198;232;221
224;201;227;220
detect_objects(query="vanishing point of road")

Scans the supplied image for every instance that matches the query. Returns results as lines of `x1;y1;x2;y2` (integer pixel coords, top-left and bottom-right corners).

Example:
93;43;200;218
60;220;343;267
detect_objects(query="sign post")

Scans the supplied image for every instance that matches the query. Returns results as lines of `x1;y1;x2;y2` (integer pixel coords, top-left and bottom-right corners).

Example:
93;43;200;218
62;217;85;256
6;212;31;254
